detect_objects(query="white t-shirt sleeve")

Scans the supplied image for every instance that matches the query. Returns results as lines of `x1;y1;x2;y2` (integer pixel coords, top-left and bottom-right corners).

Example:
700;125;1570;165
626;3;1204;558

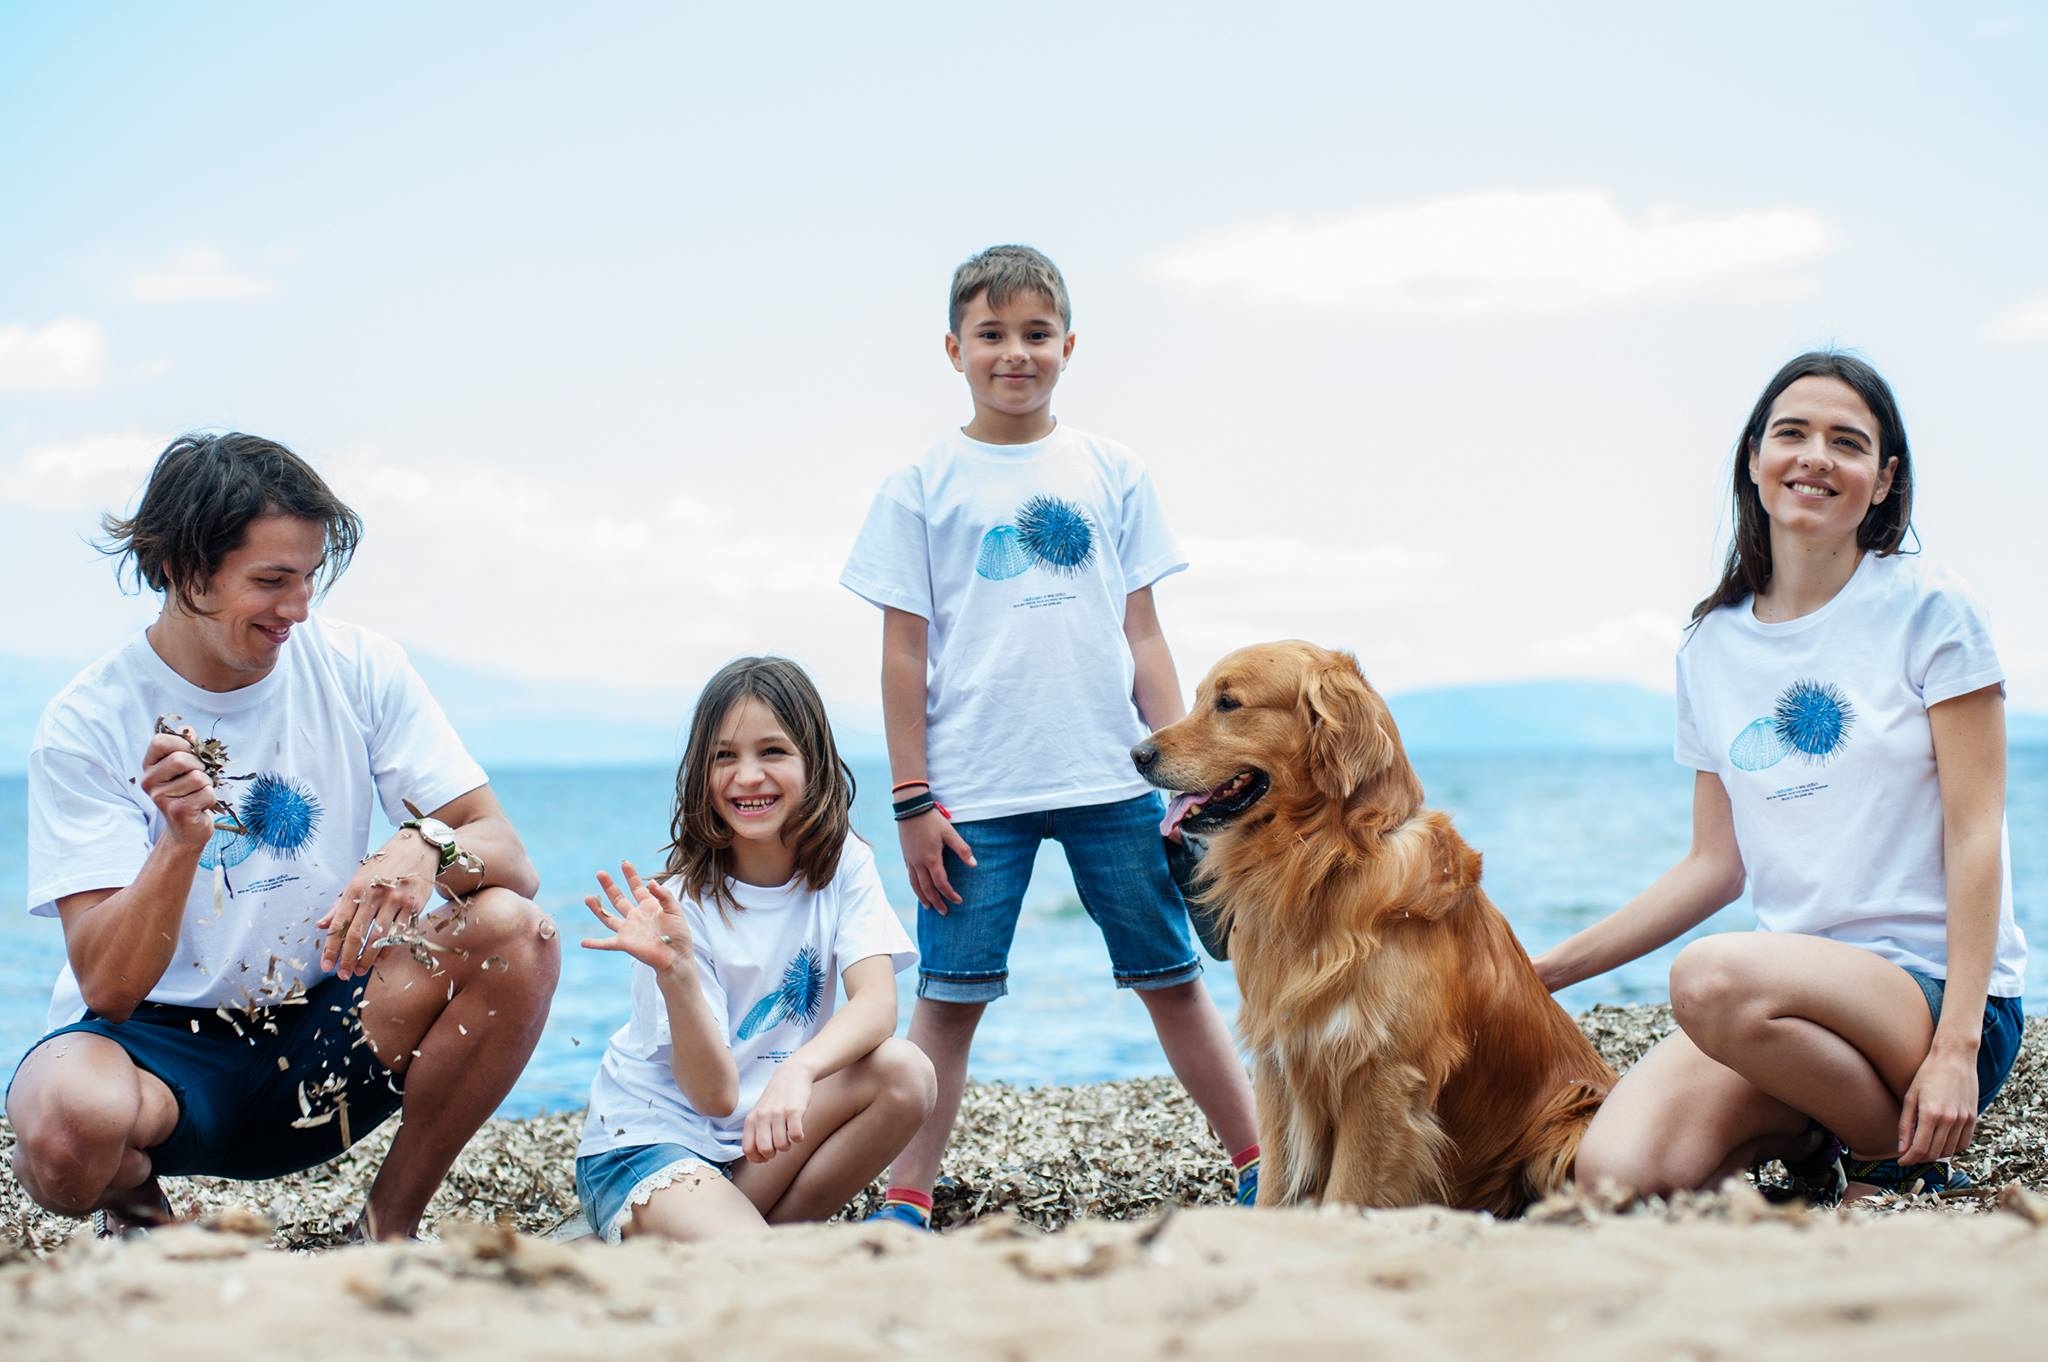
1115;461;1187;591
26;744;149;918
832;842;917;978
840;480;933;619
1672;639;1715;772
360;634;488;824
615;895;731;1060
1907;574;2005;707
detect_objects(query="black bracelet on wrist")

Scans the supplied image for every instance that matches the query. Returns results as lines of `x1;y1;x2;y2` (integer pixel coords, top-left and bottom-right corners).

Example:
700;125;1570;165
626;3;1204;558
892;791;937;821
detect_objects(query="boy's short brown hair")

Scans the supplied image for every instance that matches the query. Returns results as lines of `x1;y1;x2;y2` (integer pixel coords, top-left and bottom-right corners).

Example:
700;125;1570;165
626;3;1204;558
947;244;1072;335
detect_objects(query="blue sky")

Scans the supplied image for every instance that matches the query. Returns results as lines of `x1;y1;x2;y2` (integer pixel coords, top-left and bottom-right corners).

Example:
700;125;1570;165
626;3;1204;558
3;2;2044;746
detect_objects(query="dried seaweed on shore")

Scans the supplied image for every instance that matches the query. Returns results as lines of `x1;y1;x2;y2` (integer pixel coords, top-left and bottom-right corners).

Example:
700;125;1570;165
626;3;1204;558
5;1006;2044;1255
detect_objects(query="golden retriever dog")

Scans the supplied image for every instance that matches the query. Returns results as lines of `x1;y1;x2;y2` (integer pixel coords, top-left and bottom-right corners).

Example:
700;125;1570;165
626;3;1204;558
1133;642;1614;1215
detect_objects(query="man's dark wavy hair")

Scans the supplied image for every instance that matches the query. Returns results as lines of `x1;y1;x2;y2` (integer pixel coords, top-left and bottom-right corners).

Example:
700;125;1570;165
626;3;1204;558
99;432;362;613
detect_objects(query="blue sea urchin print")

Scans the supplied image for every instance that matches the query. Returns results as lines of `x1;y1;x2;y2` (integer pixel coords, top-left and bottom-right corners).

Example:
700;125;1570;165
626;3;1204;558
1773;679;1854;763
975;525;1032;580
199;825;256;871
238;772;323;857
1729;716;1793;772
736;946;827;1040
1013;495;1097;576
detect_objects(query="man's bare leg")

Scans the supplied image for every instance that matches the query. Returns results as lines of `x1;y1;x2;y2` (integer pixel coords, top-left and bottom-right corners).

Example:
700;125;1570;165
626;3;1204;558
356;887;560;1239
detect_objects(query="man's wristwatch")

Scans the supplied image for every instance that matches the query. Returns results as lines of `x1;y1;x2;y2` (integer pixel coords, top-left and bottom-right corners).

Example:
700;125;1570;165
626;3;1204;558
399;798;480;876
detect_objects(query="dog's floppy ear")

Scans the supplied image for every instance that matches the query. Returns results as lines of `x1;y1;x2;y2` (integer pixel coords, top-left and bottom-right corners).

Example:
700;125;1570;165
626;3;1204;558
1301;653;1383;802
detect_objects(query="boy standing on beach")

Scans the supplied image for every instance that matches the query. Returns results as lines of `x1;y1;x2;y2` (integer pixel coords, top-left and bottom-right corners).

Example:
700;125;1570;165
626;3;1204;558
841;245;1259;1226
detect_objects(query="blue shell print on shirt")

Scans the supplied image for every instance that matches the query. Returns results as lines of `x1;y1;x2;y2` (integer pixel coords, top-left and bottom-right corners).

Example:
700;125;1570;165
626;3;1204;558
1727;679;1856;772
974;496;1098;581
737;946;827;1041
199;771;325;871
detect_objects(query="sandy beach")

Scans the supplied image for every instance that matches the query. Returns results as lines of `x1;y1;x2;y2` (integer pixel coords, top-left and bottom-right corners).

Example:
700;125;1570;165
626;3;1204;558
6;1005;2047;1360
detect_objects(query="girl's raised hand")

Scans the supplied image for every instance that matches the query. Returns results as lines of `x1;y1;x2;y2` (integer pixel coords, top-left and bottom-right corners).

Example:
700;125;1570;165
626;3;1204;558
580;862;693;976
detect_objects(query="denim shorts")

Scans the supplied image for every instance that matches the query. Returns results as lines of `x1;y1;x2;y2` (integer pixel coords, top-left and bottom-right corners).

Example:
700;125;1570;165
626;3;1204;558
7;971;403;1180
576;1142;734;1243
1903;969;2027;1111
916;792;1202;1003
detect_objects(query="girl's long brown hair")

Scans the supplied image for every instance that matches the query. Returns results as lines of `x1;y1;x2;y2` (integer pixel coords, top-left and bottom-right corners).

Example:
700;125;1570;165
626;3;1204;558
1691;351;1915;625
662;656;855;917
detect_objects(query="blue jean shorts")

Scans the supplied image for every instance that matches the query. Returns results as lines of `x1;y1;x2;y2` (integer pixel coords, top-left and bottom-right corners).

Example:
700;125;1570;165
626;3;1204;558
916;792;1202;1004
7;971;403;1180
1903;969;2026;1111
575;1142;734;1243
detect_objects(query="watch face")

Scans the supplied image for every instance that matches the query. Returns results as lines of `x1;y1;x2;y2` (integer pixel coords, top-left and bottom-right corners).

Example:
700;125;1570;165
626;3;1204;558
417;817;456;848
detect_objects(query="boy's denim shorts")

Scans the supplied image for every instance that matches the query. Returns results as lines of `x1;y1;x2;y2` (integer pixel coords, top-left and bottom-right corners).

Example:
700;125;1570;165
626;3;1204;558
916;792;1202;1003
576;1142;734;1243
6;971;403;1181
1903;968;2026;1112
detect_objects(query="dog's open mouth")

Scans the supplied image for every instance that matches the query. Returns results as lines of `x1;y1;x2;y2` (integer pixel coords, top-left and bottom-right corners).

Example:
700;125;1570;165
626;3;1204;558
1160;768;1270;837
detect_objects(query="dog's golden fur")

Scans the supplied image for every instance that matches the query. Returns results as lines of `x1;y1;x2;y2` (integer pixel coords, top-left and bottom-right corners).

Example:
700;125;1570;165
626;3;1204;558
1140;642;1614;1215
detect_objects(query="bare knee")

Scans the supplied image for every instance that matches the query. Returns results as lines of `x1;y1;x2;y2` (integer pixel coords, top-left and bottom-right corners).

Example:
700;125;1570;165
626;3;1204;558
1669;938;1765;1054
1135;979;1204;1015
869;1038;937;1119
450;888;562;1003
9;1065;145;1214
910;998;987;1041
1572;1123;1679;1201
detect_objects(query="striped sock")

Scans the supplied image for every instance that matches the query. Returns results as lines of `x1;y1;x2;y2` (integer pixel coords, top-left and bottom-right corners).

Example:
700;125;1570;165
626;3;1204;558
879;1186;933;1225
1231;1145;1261;1207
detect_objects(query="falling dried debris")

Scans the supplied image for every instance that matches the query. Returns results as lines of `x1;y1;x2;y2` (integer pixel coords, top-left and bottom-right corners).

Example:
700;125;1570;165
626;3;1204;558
3;1006;2043;1255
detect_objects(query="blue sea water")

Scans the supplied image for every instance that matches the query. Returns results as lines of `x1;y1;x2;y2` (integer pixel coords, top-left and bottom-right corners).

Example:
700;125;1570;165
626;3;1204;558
4;749;2043;1117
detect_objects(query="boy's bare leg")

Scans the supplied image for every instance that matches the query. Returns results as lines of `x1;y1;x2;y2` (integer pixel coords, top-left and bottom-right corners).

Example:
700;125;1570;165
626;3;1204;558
1135;979;1258;1152
879;998;987;1194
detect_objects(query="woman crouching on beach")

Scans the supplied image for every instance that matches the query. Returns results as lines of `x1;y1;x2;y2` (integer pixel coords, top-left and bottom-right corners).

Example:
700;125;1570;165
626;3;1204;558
1534;351;2027;1202
574;657;934;1241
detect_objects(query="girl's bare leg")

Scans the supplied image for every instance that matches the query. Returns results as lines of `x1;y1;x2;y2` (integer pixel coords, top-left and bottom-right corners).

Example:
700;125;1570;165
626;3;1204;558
731;1038;937;1223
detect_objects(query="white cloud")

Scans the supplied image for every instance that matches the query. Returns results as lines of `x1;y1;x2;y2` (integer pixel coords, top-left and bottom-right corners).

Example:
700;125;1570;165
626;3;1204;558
0;318;105;393
128;244;277;303
1983;295;2048;345
0;430;168;510
1526;608;1681;690
1149;189;1833;315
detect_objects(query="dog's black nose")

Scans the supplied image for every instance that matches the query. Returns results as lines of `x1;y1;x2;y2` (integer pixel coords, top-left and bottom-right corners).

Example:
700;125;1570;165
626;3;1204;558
1131;740;1157;770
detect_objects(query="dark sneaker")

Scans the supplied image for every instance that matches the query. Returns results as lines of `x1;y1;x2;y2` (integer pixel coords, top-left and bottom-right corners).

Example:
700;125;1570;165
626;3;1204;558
1842;1157;1972;1197
1756;1128;1846;1206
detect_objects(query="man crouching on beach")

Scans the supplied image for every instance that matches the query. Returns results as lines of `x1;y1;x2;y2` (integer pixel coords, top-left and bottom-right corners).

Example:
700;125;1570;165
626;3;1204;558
5;432;560;1241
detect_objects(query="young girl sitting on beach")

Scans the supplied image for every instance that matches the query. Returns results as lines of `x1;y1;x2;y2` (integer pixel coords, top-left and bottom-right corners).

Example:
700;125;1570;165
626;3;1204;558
574;657;934;1241
1534;351;2027;1202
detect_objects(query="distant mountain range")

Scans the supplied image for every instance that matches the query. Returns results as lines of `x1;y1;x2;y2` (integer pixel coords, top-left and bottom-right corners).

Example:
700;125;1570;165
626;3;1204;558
2;650;2043;772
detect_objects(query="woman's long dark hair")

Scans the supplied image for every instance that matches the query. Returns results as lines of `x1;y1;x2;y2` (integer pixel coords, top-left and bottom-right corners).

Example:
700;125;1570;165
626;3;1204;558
1691;351;1915;624
663;656;855;917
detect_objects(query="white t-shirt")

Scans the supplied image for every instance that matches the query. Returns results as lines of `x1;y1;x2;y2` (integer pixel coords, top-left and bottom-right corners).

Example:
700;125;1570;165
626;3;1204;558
577;837;916;1164
840;425;1187;820
28;617;488;1029
1675;552;2025;996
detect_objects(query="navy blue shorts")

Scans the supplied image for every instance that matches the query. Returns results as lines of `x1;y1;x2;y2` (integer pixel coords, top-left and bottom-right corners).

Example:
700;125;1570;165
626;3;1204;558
11;971;404;1180
1904;969;2026;1111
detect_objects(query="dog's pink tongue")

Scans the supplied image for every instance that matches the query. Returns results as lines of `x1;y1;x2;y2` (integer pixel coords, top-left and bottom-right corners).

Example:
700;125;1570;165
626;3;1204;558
1161;793;1204;839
